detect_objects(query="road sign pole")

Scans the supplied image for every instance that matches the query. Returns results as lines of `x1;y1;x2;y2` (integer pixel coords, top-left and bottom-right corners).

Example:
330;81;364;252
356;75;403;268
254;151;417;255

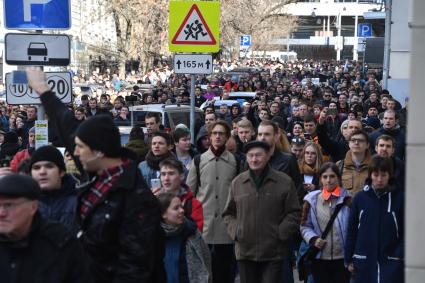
383;0;392;89
353;14;359;61
34;30;45;120
35;29;46;142
190;74;196;144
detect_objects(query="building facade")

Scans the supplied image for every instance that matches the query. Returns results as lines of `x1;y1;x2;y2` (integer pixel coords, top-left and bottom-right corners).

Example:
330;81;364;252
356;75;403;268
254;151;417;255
279;0;383;60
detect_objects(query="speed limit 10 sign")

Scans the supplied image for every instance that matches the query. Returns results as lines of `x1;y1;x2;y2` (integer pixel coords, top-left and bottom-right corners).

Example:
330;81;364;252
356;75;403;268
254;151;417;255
5;72;72;105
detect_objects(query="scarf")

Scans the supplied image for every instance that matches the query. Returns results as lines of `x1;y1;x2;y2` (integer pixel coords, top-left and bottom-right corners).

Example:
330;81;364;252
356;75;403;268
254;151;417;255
161;222;184;237
322;186;341;201
145;150;175;171
299;163;318;175
249;165;269;190
210;145;226;157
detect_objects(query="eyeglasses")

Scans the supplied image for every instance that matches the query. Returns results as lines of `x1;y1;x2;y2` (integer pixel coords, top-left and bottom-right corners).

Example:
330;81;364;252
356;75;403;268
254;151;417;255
349;138;367;144
211;131;226;136
0;200;29;212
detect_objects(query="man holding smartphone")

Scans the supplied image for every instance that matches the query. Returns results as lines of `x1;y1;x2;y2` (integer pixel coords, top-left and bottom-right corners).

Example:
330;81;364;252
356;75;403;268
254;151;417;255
317;108;363;162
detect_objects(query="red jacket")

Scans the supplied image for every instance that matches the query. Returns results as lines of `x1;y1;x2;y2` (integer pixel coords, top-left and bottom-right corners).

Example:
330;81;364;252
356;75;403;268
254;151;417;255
10;148;31;172
223;81;238;92
180;183;204;232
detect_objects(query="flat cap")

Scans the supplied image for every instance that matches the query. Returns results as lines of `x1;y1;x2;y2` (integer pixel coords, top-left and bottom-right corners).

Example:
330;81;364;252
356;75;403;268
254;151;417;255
243;141;271;154
0;174;41;200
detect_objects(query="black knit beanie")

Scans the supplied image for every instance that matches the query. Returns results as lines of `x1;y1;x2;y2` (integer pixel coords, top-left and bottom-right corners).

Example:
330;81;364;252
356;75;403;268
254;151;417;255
30;145;66;172
75;115;122;157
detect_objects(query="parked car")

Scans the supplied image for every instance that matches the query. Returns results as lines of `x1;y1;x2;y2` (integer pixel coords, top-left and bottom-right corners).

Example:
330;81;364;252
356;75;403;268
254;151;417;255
118;104;204;145
200;99;243;113
228;91;256;102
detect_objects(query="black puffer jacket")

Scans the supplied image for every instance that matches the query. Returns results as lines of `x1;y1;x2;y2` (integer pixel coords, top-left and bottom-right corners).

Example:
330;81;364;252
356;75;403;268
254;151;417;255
0;132;20;161
38;174;78;233
0;213;93;283
76;161;165;283
269;149;304;204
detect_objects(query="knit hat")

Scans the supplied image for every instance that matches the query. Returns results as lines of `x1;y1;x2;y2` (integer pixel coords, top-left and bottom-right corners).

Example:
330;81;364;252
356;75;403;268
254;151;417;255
75;115;122;157
0;174;41;200
30;145;66;172
340;119;350;133
175;123;190;133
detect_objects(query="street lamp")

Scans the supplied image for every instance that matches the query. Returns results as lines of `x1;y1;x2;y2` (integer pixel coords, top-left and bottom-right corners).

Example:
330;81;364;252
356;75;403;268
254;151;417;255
335;7;346;61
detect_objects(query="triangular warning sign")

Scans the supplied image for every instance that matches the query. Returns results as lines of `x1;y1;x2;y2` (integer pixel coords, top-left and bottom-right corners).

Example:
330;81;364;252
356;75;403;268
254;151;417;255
171;4;217;45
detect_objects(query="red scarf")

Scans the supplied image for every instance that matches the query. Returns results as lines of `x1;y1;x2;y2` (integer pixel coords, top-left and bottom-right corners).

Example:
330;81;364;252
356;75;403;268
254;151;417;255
322;186;341;201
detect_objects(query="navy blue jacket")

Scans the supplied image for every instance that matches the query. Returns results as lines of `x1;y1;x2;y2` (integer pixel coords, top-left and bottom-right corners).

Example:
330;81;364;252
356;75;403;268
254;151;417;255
38;174;78;233
345;183;404;283
369;126;406;160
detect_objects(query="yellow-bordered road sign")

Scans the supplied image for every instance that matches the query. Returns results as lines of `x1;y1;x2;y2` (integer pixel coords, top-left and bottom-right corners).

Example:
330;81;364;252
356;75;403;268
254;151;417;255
169;1;220;52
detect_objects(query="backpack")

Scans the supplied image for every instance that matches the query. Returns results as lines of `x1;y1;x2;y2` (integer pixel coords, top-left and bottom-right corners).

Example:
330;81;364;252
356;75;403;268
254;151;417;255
193;152;240;187
183;198;193;219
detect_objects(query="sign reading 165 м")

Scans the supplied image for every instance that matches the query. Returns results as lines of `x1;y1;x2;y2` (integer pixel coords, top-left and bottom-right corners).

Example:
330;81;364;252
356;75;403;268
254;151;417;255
174;54;213;74
6;72;72;105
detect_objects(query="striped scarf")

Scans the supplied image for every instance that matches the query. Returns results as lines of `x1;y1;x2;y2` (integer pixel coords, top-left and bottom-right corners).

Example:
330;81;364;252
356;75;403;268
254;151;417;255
79;159;129;219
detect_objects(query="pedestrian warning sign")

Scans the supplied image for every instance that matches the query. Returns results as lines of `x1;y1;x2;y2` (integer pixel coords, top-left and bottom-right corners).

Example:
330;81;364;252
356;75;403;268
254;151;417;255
171;5;216;45
169;1;220;53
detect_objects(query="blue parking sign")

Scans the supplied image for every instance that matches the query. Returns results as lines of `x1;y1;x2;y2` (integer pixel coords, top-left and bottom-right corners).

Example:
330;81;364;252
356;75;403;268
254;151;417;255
4;0;71;30
240;35;251;47
358;23;372;37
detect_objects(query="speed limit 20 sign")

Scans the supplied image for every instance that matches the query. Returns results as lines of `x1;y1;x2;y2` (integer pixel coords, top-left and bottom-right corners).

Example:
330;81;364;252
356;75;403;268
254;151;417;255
5;72;72;105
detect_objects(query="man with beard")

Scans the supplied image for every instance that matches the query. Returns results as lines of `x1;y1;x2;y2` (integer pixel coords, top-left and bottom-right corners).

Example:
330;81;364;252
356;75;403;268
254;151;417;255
369;110;406;160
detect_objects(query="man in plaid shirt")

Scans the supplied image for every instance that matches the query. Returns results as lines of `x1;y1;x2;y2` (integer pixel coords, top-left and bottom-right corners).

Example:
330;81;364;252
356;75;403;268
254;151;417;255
26;68;165;283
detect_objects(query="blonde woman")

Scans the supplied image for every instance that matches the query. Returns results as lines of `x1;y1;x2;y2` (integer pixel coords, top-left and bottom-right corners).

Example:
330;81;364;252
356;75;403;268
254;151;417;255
299;142;323;194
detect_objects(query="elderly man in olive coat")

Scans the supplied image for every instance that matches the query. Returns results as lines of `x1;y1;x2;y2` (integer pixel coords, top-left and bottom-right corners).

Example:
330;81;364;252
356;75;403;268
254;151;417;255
223;141;301;283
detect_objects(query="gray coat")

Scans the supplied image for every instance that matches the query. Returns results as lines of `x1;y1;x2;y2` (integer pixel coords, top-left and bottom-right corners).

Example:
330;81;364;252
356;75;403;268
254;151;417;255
186;149;238;244
186;231;212;283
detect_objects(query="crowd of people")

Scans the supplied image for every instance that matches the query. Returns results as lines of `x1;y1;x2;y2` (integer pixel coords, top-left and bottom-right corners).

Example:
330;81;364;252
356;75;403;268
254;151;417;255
0;58;406;283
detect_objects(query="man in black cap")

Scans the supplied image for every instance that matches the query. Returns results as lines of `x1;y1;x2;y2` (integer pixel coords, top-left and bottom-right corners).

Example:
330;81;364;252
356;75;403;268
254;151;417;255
223;141;301;283
30;145;78;232
26;67;165;283
0;174;92;283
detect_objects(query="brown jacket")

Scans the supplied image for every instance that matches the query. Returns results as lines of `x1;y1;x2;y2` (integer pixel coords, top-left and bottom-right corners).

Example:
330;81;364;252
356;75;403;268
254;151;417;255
222;167;301;261
337;149;372;196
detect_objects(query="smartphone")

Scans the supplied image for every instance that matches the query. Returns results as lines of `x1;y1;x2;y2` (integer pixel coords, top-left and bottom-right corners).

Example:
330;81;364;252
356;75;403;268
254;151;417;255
12;71;28;84
151;178;161;189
